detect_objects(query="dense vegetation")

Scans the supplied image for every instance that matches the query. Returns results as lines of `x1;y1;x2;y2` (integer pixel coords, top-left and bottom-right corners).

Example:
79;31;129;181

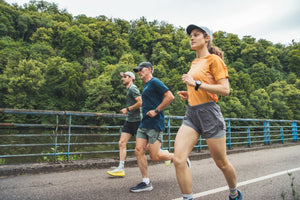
1;0;299;121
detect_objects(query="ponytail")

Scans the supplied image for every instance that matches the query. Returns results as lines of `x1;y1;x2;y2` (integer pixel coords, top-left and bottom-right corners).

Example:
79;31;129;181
202;31;224;60
208;45;224;60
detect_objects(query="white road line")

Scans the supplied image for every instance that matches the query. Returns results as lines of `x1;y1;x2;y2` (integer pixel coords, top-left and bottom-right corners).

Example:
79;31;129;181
172;167;300;200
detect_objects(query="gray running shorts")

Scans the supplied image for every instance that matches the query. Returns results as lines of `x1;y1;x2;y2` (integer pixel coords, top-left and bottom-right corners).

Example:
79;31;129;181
136;128;163;144
182;101;226;139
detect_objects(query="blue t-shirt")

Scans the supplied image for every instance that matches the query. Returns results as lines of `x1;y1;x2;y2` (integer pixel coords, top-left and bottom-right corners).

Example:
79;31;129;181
140;77;169;131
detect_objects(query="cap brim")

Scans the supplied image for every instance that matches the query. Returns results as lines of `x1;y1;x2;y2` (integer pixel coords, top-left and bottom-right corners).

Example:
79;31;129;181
186;24;202;35
133;67;140;72
120;72;125;76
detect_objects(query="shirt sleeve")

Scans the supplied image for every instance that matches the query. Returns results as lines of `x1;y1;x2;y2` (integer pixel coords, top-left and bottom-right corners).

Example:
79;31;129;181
210;56;228;81
154;78;169;96
130;85;141;99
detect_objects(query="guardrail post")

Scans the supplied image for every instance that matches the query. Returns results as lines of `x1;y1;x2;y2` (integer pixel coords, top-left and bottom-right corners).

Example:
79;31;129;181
167;118;171;151
292;122;298;142
67;115;72;161
227;120;232;149
280;127;284;143
54;115;59;162
263;121;270;145
198;137;202;151
247;128;251;147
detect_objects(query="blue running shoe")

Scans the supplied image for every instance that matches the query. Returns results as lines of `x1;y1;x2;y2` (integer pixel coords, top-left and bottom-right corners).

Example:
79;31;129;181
130;182;153;192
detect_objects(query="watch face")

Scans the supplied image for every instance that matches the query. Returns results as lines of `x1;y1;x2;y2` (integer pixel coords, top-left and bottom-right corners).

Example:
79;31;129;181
196;80;201;85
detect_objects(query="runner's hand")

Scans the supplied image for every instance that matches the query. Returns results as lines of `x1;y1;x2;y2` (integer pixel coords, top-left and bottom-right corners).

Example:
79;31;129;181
177;91;188;100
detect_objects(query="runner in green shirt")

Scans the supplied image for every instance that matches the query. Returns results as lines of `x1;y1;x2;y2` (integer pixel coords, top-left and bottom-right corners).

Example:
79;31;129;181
107;71;142;177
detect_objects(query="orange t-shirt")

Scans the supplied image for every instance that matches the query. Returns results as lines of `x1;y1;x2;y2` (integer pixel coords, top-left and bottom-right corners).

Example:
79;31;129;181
187;54;228;106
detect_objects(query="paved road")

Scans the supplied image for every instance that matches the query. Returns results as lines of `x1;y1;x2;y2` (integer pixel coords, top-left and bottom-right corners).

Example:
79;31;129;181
0;145;299;200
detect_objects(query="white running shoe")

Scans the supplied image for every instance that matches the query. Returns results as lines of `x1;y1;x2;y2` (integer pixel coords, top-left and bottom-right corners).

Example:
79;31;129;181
107;167;125;177
163;149;171;166
187;157;191;168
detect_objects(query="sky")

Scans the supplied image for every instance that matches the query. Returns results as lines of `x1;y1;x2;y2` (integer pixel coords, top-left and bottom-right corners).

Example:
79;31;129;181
5;0;300;45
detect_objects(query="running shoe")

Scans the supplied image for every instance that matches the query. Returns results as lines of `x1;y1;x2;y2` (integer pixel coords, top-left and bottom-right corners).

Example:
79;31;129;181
229;189;243;200
130;182;153;192
164;150;171;166
187;157;191;168
107;167;125;177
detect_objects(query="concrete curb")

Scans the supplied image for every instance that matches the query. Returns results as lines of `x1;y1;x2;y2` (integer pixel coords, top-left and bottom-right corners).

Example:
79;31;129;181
0;142;298;177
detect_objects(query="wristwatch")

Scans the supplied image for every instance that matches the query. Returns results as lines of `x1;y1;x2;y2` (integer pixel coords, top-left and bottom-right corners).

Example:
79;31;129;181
155;108;159;113
195;80;202;91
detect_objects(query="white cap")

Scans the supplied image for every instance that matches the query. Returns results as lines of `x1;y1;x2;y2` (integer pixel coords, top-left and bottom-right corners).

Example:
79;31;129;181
186;24;213;44
120;71;135;80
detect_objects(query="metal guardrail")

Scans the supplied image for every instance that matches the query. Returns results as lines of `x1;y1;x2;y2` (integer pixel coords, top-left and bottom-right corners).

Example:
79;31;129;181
0;108;299;164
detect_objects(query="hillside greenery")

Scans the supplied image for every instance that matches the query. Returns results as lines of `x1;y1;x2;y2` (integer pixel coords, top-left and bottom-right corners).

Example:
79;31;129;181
0;0;300;122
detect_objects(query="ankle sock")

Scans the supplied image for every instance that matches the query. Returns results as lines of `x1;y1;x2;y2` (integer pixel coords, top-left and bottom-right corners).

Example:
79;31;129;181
183;193;193;200
229;187;238;198
142;178;150;184
119;161;124;168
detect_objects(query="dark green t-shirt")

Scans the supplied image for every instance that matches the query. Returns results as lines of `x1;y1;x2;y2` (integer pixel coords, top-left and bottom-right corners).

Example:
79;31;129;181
126;84;142;122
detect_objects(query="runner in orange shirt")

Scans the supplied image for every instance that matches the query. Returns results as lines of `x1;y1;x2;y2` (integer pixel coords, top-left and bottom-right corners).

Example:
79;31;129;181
173;24;242;200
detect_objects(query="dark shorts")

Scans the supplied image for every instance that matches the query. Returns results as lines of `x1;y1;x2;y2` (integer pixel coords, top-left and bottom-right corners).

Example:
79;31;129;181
122;121;140;136
182;101;226;139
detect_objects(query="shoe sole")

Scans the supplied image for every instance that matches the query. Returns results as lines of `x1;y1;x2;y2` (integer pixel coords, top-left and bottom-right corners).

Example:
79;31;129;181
165;160;171;166
106;171;125;177
187;158;191;168
130;186;153;193
164;150;171;166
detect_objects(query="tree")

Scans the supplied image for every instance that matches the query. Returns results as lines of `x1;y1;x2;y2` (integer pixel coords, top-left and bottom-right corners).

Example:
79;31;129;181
17;14;34;40
129;17;154;58
250;62;274;89
29;43;56;62
0;2;19;39
43;57;87;110
218;96;248;118
269;90;289;119
213;31;242;63
60;26;93;62
1;0;299;121
0;38;29;73
30;27;53;44
84;74;115;113
1;59;45;109
249;89;274;119
287;48;300;77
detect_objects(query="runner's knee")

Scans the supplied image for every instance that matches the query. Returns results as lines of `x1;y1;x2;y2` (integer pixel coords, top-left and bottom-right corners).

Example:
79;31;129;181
173;155;186;168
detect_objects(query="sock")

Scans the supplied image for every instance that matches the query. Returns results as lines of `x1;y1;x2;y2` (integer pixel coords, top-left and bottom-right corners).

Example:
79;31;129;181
142;178;150;184
183;193;193;200
119;161;124;169
229;187;238;198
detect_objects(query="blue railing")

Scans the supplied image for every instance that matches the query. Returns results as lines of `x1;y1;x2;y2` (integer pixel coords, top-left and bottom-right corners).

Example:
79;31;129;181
0;108;299;164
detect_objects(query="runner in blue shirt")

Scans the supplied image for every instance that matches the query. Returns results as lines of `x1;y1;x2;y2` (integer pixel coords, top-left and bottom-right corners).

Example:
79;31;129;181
129;62;174;193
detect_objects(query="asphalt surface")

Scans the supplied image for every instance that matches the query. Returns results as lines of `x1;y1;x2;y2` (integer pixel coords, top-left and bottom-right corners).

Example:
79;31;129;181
0;143;299;200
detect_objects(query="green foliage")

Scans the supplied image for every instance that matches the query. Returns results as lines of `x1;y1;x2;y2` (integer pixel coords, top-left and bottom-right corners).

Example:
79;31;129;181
250;89;274;119
39;146;82;162
282;173;298;200
0;0;299;121
1;59;45;109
